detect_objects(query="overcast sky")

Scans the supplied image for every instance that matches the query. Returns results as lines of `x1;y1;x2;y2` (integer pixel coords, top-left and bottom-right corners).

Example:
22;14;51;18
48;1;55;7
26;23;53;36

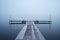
0;0;60;21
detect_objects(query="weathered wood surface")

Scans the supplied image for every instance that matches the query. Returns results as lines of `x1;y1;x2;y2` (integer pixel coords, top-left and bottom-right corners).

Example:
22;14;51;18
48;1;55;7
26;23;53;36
15;21;46;40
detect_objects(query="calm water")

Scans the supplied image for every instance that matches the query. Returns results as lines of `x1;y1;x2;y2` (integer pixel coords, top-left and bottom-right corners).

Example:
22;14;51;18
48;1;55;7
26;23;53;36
0;21;60;40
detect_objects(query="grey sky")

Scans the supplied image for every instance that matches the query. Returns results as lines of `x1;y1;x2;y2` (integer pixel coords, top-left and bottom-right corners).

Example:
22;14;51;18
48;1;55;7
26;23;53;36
0;0;60;20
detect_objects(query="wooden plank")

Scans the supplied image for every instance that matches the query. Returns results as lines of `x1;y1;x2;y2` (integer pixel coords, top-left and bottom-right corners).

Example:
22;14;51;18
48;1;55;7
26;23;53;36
33;22;46;40
15;24;27;40
9;20;52;24
32;25;37;40
15;21;46;40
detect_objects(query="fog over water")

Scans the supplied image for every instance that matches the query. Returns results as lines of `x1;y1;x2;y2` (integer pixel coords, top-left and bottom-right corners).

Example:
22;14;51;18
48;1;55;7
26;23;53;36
0;0;60;40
